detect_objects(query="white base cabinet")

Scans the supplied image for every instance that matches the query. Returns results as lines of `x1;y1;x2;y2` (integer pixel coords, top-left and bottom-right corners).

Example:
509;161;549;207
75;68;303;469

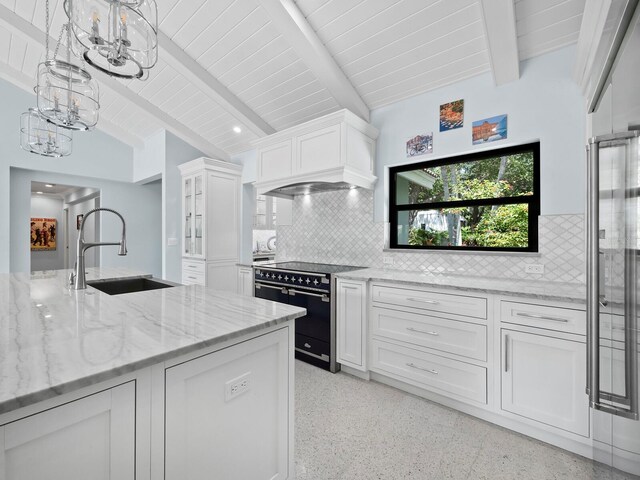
336;279;367;371
0;382;136;480
501;329;590;437
165;328;291;480
237;266;254;296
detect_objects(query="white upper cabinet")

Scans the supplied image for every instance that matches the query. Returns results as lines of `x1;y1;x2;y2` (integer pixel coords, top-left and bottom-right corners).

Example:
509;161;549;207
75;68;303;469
253;109;379;195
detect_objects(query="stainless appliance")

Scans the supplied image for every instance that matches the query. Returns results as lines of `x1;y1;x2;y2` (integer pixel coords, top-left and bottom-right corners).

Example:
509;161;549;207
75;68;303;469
253;261;362;372
587;132;640;472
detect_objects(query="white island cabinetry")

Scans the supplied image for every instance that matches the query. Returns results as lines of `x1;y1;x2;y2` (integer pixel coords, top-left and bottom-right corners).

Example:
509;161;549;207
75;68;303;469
0;382;136;480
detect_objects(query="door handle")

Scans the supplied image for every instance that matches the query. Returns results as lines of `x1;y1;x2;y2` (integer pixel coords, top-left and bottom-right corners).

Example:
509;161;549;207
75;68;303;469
504;334;509;373
255;283;288;294
288;289;330;302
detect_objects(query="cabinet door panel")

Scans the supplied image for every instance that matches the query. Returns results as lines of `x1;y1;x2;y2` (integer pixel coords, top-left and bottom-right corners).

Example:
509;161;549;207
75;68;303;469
296;125;341;174
0;382;135;480
165;328;290;480
337;280;367;370
206;172;239;261
501;330;589;436
258;140;293;181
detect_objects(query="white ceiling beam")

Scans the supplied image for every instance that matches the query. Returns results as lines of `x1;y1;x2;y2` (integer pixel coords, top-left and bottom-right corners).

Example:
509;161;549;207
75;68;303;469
0;3;230;160
158;31;276;137
478;0;520;85
0;61;144;149
572;0;613;89
257;0;370;122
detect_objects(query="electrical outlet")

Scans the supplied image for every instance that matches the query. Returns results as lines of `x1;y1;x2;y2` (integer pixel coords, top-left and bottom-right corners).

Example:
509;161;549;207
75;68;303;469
524;264;544;274
225;372;251;402
383;256;394;265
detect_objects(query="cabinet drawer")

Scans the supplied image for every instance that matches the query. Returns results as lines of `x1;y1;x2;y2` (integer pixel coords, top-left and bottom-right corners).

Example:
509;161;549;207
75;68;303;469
370;339;487;404
371;307;487;361
182;270;205;286
371;284;487;319
500;301;585;335
182;260;205;275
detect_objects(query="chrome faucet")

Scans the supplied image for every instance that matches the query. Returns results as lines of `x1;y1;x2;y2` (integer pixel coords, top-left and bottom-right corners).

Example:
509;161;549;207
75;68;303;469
72;207;127;290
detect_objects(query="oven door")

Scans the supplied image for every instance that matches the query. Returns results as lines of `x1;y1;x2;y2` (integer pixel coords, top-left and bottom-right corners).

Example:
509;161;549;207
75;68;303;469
287;288;330;342
254;282;289;304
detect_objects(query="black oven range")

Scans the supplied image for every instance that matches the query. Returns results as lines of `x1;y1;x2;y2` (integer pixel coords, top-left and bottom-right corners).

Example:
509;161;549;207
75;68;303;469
253;261;363;372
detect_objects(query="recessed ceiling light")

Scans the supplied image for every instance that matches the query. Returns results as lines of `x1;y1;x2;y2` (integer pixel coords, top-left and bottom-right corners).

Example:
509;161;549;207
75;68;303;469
233;126;242;134
36;191;43;194
45;184;54;188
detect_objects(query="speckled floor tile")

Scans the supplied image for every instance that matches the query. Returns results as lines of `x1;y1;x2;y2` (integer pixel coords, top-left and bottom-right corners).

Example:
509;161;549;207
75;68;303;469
294;361;639;480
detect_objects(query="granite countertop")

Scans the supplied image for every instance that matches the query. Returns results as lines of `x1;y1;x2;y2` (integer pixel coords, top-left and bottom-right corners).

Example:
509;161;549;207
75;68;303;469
0;268;305;415
336;268;587;304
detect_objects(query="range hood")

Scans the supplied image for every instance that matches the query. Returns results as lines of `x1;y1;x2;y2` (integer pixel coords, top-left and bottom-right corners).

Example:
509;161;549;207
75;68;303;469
256;166;377;199
252;109;379;199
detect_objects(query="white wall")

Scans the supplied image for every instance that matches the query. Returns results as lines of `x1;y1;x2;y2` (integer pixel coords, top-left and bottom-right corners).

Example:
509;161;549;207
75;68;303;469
370;45;586;222
11;168;162;276
0;76;135;273
30;195;65;271
133;129;165;183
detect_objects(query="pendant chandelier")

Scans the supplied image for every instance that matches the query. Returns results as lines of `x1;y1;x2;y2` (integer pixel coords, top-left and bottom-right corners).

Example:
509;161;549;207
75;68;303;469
20;108;73;157
64;0;158;80
36;18;100;131
20;0;78;157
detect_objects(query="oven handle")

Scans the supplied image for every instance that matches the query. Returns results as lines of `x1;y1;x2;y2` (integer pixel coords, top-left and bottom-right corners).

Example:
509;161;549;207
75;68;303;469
255;282;288;294
288;288;330;302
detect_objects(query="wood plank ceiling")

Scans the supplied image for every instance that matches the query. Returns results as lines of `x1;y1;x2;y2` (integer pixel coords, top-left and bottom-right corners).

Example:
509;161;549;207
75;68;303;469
0;0;586;157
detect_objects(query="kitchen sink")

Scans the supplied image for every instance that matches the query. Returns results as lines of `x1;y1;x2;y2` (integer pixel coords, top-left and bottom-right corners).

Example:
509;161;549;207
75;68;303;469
87;277;177;296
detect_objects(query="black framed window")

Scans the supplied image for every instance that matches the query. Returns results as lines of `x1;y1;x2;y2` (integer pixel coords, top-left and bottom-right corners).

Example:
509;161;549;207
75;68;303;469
389;142;540;252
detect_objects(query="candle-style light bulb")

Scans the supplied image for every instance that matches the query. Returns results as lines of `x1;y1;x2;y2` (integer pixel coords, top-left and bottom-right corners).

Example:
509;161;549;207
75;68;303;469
90;9;101;44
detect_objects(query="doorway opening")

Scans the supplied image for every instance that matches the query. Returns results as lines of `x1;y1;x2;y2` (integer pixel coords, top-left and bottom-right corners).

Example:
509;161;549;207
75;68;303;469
30;181;100;272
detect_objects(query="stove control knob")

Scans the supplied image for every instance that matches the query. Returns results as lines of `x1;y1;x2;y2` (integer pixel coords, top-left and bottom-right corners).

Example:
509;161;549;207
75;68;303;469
313;279;319;286
298;277;303;283
266;273;271;278
306;278;311;284
278;275;282;280
291;276;296;282
284;276;289;281
259;272;264;277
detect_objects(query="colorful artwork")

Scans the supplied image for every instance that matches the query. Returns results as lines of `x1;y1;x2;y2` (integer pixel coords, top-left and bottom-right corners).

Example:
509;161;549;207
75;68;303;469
406;133;433;157
439;99;464;131
472;114;508;145
31;218;57;251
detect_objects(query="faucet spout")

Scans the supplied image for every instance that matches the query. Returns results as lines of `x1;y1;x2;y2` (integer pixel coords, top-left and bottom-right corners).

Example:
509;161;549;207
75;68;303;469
73;207;127;290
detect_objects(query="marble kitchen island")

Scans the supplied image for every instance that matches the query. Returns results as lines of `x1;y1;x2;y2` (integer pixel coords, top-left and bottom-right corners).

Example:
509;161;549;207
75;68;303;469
0;268;305;480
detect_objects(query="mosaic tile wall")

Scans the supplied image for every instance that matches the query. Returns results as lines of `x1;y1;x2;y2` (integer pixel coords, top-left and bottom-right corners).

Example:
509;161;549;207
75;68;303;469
276;189;585;283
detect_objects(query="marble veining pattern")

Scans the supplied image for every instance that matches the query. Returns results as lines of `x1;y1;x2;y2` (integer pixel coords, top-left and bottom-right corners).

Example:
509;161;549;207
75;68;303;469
336;268;586;303
276;189;585;283
0;268;305;415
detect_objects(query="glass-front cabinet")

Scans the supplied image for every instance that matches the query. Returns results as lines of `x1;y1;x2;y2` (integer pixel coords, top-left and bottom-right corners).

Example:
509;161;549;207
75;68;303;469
183;173;204;258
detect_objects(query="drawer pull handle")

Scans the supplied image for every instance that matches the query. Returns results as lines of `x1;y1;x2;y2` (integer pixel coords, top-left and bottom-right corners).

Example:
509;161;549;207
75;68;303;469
515;312;569;323
188;276;197;280
406;297;439;305
406;363;438;375
406;327;439;336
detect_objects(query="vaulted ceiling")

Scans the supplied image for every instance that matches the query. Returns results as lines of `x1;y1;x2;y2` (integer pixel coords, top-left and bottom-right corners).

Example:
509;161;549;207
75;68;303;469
0;0;586;159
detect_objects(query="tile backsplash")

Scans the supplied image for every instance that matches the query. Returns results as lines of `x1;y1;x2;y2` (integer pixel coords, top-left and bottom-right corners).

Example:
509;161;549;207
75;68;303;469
276;189;585;283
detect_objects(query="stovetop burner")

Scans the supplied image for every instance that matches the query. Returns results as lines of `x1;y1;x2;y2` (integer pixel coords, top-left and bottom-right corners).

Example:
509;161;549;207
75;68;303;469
258;261;364;275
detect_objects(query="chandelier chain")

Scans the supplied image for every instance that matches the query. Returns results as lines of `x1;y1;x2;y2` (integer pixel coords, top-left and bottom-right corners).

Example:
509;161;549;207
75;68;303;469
44;0;50;61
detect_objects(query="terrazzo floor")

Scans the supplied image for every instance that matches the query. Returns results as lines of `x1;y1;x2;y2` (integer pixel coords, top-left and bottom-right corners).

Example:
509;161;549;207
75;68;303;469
294;360;639;480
